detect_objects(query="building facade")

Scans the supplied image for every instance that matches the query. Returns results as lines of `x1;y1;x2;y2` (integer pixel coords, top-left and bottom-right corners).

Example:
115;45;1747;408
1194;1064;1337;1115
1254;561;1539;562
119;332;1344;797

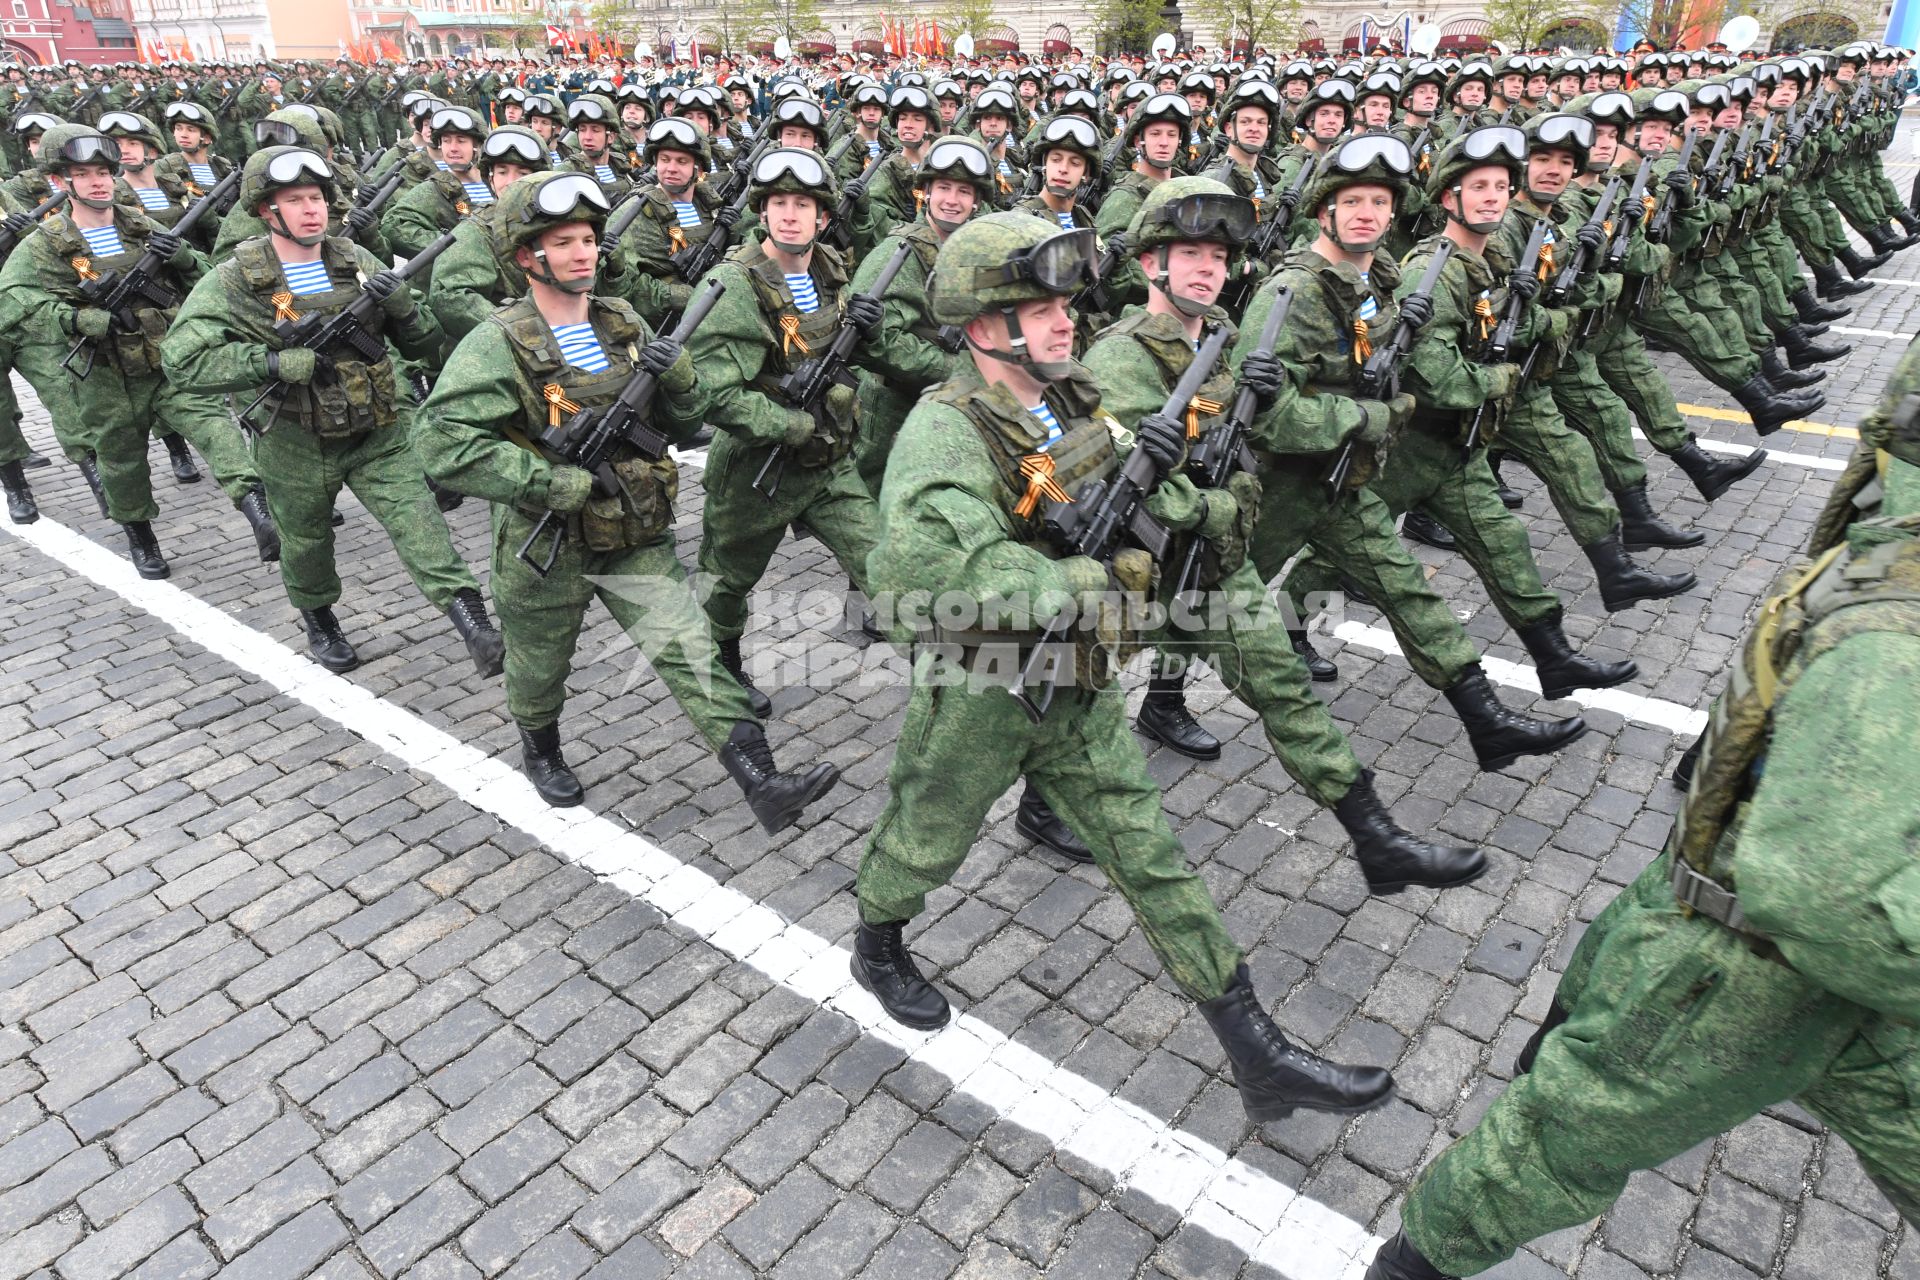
127;0;349;62
3;0;139;65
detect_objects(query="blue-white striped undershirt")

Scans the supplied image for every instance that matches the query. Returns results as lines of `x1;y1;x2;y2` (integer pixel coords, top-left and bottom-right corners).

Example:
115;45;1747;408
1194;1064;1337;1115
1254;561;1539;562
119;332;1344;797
866;137;883;160
1253;175;1266;200
187;162;217;186
1027;402;1063;447
552;322;609;372
434;159;451;171
784;273;819;314
460;180;492;205
279;258;332;296
593;163;616;185
997;157;1012;176
129;186;171;212
79;225;125;257
671;200;701;229
1053;210;1076;231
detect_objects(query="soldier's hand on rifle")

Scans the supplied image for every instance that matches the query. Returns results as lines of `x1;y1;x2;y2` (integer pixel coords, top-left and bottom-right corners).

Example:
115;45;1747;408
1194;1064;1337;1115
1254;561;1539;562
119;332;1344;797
1238;351;1286;408
2;211;31;240
71;307;115;340
1134;411;1185;476
1484;362;1521;400
778;408;817;447
844;293;882;338
1386;392;1416;430
1352;400;1395;446
267;347;329;384
1574;220;1605;254
1396;292;1435;331
344;205;376;237
364;269;415;318
147;229;185;262
843;176;870;203
543;464;594;512
1663;166;1694;206
638;334;688;382
1505;269;1540;305
713;201;741;229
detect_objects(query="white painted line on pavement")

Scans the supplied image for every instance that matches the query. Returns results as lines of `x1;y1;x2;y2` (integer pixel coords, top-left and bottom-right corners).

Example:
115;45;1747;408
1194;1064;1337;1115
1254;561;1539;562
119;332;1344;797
1630;428;1845;472
1830;325;1912;339
1329;621;1709;738
0;508;1381;1280
1802;272;1920;287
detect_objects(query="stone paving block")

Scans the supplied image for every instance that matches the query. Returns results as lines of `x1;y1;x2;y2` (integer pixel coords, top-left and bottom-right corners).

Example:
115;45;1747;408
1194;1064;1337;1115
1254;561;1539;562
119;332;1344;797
52;1185;195;1280
722;1082;848;1193
570;1152;697;1252
458;1165;590;1275
989;1163;1099;1267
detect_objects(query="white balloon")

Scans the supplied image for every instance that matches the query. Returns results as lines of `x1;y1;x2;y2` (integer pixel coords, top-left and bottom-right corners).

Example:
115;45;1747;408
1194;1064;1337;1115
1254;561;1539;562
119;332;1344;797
1152;31;1176;58
1719;15;1760;54
1409;23;1442;57
773;36;792;59
956;33;975;57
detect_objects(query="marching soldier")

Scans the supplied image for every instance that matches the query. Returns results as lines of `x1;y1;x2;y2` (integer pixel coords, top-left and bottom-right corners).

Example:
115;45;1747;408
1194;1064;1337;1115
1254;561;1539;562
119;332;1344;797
161;146;503;677
415;171;840;829
381;104;491;282
423;126;552;343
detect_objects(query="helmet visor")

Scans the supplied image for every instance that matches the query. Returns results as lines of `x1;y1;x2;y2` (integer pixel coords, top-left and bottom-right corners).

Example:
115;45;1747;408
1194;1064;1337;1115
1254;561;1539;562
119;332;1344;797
923;136;991;178
1039;115;1098;150
1460;125;1527;164
1587;90;1637;123
1157;190;1256;241
264;148;333;187
431;106;482;135
531;172;612;218
566;97;610;123
647;117;703;152
55;134;121;167
482;130;543;164
253;118;302;147
1330;133;1414;175
96;111;145;135
978;226;1100;292
1532;114;1594;152
752;147;830;189
163;102;211;124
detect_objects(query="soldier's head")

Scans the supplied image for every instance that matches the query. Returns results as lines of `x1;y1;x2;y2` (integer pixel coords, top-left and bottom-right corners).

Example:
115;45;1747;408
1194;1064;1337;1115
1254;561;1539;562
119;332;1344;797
747;147;837;257
163;101;216;153
1449;62;1493;109
522;95;561;142
430;105;487;173
479;126;549;196
1296;79;1355;146
95;110;165;171
969;88;1018;143
500;171;610;294
850;83;888;128
643;118;709;195
1222;80;1281;155
1628;89;1689;154
567;94;616;157
889;86;936;147
40;124;120;210
1428;126;1524;235
1127;175;1251;317
1178;69;1215;117
675;87;720;136
1357;73;1399;130
931;211;1094;389
15;111;63;160
1307;133;1414;257
256;107;328;156
241;146;337;246
769;98;828;151
1580;91;1637;170
1521;113;1592;204
1402;62;1446;117
614;84;651;131
1031;115;1099;200
913;136;994;237
1125;93;1193;173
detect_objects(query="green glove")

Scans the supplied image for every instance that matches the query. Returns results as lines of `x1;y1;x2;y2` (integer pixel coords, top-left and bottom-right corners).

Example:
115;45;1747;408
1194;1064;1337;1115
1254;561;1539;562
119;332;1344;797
72;307;114;340
271;347;321;385
545;464;594;512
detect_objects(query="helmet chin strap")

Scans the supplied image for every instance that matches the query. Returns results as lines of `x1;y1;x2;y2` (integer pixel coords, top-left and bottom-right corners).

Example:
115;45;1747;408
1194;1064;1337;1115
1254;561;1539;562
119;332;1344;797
1321;206;1384;255
1150;245;1214;317
968;305;1072;383
767;233;817;256
266;201;327;246
67;184;116;211
927;211;967;236
1442;185;1504;235
530;246;595;293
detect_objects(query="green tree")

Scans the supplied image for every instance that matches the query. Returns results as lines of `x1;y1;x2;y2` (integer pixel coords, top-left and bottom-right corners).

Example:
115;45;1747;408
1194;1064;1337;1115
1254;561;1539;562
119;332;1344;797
1482;0;1590;49
737;0;824;45
939;0;999;41
1189;0;1304;58
1091;0;1163;55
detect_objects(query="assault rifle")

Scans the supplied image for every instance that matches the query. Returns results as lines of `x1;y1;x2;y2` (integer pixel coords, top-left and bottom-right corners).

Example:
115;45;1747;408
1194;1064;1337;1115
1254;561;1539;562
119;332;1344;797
1697;129;1732;200
1603;157;1654;275
1010;324;1231;722
515;279;727;575
1642;129;1698;246
353;168;406;214
68;82;106;119
1330;240;1455;492
62;169;241;379
596;189;648;261
1720;122;1756;199
712;132;776;209
1220;159;1314;313
668;183;752;284
1170;288;1290;603
1549;180;1619;310
751;239;915;499
236;228;457;436
1462;217;1547;454
821;149;884;254
1070;231;1128;316
0;189;66;262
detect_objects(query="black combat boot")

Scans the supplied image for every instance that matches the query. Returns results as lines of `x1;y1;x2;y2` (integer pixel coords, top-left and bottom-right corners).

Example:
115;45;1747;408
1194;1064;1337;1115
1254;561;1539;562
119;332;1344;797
1365;1231;1457;1280
717;636;771;719
1730;373;1824;436
1896;207;1920;237
1333;770;1485;893
1135;668;1221;760
851;919;950;1030
122;521;169;579
2;460;37;524
447;588;505;677
1197;963;1395;1121
1865;222;1920;253
238;485;279;562
1443;664;1587;771
1289;631;1337;682
1837;243;1889;278
1812;258;1872;299
1016;782;1093;863
1781;324;1850;369
1760;346;1824;390
78;455;109;519
1490;451;1524;509
1401;509;1456;550
1581;525;1696;612
162;433;201;483
426;474;464;512
1670;436;1765;503
518;723;584;806
300;607;360;672
719;721;841;834
1614;481;1703;551
1515;615;1638;700
1789;283;1849;323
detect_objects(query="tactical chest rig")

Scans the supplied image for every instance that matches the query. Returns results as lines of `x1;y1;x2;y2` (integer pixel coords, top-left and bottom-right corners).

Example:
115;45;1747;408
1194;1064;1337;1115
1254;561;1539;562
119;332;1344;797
231;234;396;438
735;239;856;468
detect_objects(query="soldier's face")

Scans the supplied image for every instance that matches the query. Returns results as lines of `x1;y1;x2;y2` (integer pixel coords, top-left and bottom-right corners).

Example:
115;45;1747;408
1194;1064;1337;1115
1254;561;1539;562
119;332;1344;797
1528;75;1550;99
263;185;329;240
777;125;818;149
1600;72;1622;89
1456;82;1486;107
858;104;883;126
1409;84;1440;113
1139;121;1181;166
529;116;555;140
1309;105;1344;140
504;104;525;122
265;76;281;93
522;221;597;286
1360;97;1392;128
488;162;531;195
977;115;1008;141
1154;241;1228;304
1320;183;1393;247
1526;149;1575;196
1556;74;1580;98
654;150;697;189
925;177;976;225
762;191;825;245
1043;150;1086;191
1685;107;1712;131
119;140;155;168
971;295;1072;365
172;123;208;151
1184;91;1210;115
576;123;609;154
939;100;959;122
1635;119;1673;152
441;134;476;167
53;163;115;204
1229;107;1269;149
1714;104;1744;129
896;111;929;143
1770;82;1799;108
1445;166;1509;225
1499;74;1524;99
1590;123;1619;168
1282;80;1309;102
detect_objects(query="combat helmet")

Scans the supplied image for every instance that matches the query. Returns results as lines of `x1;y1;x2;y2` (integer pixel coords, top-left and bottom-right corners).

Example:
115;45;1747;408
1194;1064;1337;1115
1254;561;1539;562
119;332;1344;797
38;123;120;211
929;210;1098;381
1126;175;1254;315
477;125;550;181
93;110;166;163
746;147;838;254
1426;125;1525;232
494;169;610;292
642;116;712;170
239;146;339;243
1520;113;1594;202
912;135;996;231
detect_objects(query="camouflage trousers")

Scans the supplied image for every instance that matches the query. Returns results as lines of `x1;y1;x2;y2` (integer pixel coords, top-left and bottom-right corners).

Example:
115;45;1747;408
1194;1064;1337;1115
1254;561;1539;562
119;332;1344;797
1400;851;1920;1275
1494;381;1620;547
1781;181;1848;268
159;387;262;505
250;419;476;613
697;433;879;641
1590;316;1693;456
1553;344;1652;493
855;661;1243;1002
488;511;756;742
1637;272;1761;392
1252;464;1481;691
1149;558;1361;808
10;340;157;524
1285;425;1562;636
1827;164;1892;240
0;378;29;468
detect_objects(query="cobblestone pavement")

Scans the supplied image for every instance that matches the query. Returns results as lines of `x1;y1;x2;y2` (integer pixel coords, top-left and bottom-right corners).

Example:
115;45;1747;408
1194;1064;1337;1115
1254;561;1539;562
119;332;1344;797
3;141;1919;1280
